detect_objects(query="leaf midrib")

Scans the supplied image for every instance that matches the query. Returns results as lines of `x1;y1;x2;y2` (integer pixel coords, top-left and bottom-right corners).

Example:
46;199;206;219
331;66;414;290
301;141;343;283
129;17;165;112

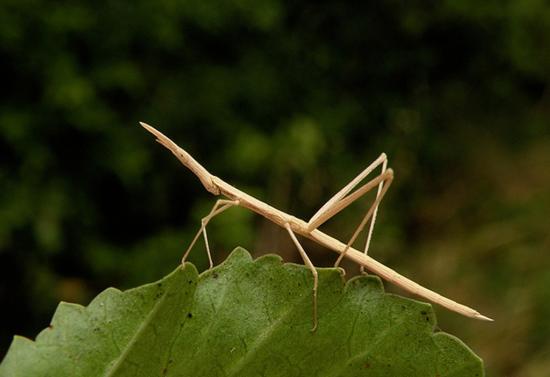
103;283;172;377
225;289;314;376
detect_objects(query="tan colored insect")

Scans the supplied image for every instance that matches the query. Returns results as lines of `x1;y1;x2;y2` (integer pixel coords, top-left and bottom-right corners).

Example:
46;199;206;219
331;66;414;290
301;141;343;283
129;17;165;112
141;122;492;331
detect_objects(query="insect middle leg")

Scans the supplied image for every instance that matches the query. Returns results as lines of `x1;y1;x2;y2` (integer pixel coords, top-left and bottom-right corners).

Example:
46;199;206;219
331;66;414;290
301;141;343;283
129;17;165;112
285;223;319;332
182;199;240;268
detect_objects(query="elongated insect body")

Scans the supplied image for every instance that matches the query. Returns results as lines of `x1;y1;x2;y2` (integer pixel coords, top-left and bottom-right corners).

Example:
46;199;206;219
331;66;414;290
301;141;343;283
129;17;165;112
141;122;492;326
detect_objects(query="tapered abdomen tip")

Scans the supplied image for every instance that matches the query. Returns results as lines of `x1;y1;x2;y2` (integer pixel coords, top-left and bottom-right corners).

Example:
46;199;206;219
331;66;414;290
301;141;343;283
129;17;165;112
475;313;494;322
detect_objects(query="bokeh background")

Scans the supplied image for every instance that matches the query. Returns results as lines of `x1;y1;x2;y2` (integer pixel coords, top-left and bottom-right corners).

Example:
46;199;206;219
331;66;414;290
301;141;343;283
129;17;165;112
0;1;549;375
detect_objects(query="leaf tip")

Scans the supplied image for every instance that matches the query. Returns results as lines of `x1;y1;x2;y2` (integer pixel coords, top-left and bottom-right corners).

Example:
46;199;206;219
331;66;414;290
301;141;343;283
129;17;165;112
227;247;253;263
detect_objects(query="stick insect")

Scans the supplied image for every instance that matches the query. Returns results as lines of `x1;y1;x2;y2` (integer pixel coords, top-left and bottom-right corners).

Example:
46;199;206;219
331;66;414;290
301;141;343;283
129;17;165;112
140;122;492;331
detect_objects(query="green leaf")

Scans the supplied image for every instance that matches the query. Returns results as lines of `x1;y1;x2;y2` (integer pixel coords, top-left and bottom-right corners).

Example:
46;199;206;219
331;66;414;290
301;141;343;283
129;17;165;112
0;248;484;376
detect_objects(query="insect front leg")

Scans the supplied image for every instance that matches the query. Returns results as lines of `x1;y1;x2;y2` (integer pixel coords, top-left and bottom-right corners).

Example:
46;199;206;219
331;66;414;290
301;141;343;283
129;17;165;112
182;199;240;268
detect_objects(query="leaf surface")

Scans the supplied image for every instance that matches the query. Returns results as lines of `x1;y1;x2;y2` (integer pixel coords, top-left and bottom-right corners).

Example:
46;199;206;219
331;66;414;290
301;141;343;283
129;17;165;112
0;248;484;377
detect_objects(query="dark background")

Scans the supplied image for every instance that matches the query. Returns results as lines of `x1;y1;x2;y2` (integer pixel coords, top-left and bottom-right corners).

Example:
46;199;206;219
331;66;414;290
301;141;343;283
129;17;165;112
0;1;549;376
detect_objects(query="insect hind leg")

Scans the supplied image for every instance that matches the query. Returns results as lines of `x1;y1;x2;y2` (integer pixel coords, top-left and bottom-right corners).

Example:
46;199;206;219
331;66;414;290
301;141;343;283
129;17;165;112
307;153;388;232
360;157;388;273
334;170;393;268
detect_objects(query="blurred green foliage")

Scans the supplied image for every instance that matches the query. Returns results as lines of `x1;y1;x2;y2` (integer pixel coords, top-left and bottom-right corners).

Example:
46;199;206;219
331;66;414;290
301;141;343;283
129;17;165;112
0;1;548;376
